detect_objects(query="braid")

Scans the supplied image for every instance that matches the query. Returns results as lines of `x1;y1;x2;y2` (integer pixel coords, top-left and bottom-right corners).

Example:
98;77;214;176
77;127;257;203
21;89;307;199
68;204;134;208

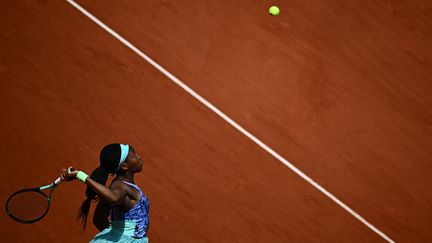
77;144;122;229
77;166;109;229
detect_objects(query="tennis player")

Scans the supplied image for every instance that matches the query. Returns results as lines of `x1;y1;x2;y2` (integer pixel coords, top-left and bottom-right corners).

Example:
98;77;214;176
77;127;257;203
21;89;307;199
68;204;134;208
61;143;150;242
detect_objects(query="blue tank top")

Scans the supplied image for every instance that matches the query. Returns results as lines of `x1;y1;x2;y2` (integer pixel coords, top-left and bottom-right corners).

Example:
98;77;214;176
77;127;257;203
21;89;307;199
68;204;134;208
110;181;150;238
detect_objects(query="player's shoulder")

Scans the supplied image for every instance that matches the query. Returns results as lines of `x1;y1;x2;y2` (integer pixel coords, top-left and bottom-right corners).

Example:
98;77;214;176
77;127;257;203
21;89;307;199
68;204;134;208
110;179;138;200
110;179;129;191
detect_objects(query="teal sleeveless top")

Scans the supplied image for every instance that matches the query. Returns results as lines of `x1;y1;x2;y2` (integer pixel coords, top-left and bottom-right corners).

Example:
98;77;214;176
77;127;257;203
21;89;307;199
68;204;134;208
110;181;150;238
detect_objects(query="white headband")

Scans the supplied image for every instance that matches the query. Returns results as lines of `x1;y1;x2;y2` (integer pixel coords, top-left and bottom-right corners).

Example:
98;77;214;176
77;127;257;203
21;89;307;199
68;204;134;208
115;144;129;172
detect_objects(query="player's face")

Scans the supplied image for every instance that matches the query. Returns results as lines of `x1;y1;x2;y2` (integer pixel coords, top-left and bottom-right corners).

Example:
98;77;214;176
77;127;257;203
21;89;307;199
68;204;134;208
126;146;143;173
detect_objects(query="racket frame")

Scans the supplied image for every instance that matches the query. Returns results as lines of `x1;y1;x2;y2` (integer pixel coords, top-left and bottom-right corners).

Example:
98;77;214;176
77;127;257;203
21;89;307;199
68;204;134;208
5;175;65;223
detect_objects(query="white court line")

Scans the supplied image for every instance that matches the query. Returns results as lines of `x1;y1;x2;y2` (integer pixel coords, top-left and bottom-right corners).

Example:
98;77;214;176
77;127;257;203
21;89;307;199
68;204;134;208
65;1;395;242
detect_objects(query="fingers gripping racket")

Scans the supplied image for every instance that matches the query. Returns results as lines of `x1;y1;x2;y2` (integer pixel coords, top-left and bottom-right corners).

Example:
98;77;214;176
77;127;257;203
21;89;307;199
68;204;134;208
5;168;75;224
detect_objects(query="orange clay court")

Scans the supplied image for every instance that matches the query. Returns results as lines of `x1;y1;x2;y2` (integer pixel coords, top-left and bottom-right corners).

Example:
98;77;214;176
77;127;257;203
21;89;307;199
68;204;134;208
1;0;431;242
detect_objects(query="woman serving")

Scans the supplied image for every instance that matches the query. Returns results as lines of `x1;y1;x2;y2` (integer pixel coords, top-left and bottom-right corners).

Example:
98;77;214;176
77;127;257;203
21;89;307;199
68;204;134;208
61;143;150;242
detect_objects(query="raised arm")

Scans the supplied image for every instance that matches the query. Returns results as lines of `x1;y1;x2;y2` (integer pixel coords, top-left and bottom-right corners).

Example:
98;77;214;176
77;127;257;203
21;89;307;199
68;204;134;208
61;167;126;205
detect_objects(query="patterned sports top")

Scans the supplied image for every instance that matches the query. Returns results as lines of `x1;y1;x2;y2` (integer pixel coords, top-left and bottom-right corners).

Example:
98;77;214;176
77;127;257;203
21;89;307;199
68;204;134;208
110;181;150;238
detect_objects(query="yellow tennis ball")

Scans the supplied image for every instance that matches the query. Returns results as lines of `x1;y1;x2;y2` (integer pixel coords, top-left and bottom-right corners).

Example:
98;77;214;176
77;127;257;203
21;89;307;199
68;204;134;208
269;6;280;16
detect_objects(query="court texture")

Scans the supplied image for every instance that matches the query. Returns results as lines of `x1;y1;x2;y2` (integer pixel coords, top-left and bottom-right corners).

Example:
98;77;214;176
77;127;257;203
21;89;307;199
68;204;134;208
1;0;431;242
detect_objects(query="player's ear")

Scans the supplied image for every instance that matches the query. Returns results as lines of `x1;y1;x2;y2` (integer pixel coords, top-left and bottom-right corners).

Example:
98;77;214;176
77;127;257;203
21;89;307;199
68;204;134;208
120;163;128;171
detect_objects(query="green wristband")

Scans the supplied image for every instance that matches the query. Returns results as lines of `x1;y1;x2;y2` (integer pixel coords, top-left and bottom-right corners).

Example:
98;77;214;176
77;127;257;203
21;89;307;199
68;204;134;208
76;171;88;183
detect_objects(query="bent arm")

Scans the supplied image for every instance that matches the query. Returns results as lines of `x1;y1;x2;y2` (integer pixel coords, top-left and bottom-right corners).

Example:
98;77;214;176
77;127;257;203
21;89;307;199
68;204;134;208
61;167;126;205
85;178;125;204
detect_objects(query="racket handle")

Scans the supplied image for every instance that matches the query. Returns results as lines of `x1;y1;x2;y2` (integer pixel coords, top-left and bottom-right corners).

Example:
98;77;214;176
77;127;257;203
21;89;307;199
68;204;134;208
54;167;76;185
54;177;63;185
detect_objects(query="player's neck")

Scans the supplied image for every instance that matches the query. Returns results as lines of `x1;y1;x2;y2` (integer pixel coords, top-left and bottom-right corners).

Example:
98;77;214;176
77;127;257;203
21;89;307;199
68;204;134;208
118;172;135;184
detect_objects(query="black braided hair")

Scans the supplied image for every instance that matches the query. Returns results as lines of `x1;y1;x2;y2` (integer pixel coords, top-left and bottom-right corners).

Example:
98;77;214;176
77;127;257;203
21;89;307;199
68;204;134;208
78;144;123;229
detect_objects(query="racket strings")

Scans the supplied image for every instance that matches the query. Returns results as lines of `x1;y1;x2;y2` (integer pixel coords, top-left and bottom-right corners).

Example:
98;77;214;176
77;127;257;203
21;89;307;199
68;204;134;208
6;190;50;222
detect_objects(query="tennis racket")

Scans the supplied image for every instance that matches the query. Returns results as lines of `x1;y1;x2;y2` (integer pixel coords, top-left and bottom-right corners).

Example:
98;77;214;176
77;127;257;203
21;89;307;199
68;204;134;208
5;167;75;224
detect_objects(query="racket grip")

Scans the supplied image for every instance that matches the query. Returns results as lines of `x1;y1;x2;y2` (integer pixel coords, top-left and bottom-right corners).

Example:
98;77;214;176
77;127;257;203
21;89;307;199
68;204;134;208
54;177;62;185
54;167;76;185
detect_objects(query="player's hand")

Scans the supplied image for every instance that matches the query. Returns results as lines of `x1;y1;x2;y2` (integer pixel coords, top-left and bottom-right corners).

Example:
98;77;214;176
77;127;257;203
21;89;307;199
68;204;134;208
60;166;78;181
